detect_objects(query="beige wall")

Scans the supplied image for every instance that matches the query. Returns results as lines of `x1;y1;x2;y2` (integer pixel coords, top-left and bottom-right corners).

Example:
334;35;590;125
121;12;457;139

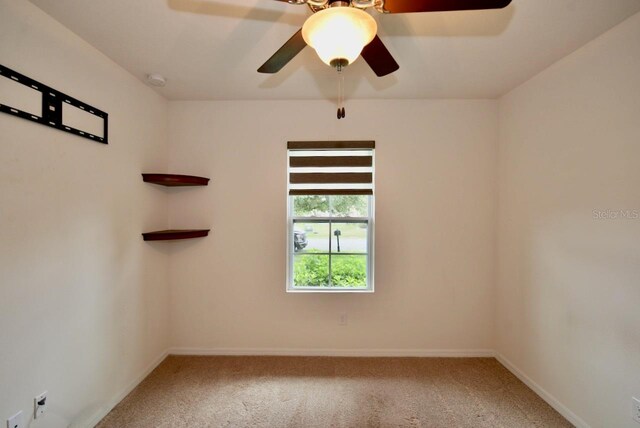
0;1;170;426
496;11;640;428
167;99;498;354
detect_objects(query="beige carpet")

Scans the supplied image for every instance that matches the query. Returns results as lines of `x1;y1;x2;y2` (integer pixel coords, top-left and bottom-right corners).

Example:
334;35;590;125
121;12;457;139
97;356;571;428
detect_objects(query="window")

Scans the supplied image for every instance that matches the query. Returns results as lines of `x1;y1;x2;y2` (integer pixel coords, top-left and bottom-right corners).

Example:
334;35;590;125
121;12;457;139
287;141;375;292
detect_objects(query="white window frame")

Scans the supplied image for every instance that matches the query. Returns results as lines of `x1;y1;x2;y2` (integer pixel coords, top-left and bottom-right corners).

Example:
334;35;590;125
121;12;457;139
286;194;375;293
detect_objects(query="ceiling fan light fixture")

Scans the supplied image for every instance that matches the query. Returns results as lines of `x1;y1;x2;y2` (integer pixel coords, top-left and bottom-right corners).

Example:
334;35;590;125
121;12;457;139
302;6;377;67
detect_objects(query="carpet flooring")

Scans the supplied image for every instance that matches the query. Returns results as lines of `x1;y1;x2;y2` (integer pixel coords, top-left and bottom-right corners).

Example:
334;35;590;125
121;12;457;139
97;356;572;428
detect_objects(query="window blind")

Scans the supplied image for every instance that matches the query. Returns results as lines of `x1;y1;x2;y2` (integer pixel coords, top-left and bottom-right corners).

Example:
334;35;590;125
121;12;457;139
288;141;375;196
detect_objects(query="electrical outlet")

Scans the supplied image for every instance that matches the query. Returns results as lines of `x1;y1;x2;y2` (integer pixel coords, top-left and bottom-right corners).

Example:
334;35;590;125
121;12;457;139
633;397;640;424
34;391;48;419
6;411;23;428
339;312;348;326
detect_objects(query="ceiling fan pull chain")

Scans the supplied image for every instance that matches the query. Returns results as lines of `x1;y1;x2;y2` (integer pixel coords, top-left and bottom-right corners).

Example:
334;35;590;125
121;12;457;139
336;67;346;120
341;70;346;119
339;70;343;119
336;67;342;119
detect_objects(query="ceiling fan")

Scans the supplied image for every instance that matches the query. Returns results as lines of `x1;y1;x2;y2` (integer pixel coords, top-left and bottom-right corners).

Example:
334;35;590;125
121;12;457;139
258;0;513;77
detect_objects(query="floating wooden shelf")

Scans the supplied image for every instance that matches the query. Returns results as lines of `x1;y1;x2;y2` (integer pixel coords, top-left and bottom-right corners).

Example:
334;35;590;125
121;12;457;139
141;173;209;241
142;173;209;187
142;229;210;241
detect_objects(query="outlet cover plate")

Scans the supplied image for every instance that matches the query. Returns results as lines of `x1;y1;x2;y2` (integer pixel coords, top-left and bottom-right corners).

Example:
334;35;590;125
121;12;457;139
6;411;23;428
633;397;640;424
34;391;47;419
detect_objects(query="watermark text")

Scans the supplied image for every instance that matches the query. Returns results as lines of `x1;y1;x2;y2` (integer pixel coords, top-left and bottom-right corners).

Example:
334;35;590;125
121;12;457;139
593;209;639;220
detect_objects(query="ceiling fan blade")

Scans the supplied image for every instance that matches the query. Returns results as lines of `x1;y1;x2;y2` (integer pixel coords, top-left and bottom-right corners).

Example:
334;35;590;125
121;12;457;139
382;0;512;13
361;36;399;77
258;29;307;73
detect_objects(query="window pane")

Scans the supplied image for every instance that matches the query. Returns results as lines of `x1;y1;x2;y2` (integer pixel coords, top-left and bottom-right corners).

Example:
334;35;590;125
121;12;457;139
293;254;329;287
294;222;329;253
293;195;329;217
330;255;367;288
330;195;368;217
331;222;367;254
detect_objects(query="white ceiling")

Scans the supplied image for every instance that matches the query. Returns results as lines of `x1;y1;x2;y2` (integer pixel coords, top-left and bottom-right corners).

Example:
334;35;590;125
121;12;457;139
29;0;640;100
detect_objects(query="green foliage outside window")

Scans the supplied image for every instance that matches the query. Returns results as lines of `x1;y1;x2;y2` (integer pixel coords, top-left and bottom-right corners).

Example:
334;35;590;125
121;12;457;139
293;253;366;288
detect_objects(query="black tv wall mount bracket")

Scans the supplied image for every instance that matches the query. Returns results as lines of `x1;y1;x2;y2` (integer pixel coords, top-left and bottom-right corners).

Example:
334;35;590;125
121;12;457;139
0;64;108;144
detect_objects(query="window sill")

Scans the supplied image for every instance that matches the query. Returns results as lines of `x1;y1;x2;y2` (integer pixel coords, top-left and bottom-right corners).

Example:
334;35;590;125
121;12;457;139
286;288;374;294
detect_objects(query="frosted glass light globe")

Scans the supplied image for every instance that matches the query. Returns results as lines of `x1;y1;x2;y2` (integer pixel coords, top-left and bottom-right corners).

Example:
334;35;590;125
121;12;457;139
302;7;377;67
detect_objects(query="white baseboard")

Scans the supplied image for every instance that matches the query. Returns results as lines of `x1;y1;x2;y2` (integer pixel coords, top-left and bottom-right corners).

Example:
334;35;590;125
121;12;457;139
495;353;590;428
168;347;496;358
80;349;169;428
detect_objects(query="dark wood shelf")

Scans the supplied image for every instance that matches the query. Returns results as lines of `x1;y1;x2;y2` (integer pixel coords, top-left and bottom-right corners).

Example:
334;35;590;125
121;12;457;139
142;173;209;187
141;173;209;241
142;229;210;241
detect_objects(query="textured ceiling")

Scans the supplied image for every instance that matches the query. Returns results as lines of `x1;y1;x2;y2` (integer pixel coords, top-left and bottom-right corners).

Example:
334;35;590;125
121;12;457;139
29;0;640;100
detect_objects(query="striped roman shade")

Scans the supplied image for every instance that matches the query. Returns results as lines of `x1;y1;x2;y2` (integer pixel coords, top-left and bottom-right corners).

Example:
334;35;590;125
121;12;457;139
288;141;375;195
